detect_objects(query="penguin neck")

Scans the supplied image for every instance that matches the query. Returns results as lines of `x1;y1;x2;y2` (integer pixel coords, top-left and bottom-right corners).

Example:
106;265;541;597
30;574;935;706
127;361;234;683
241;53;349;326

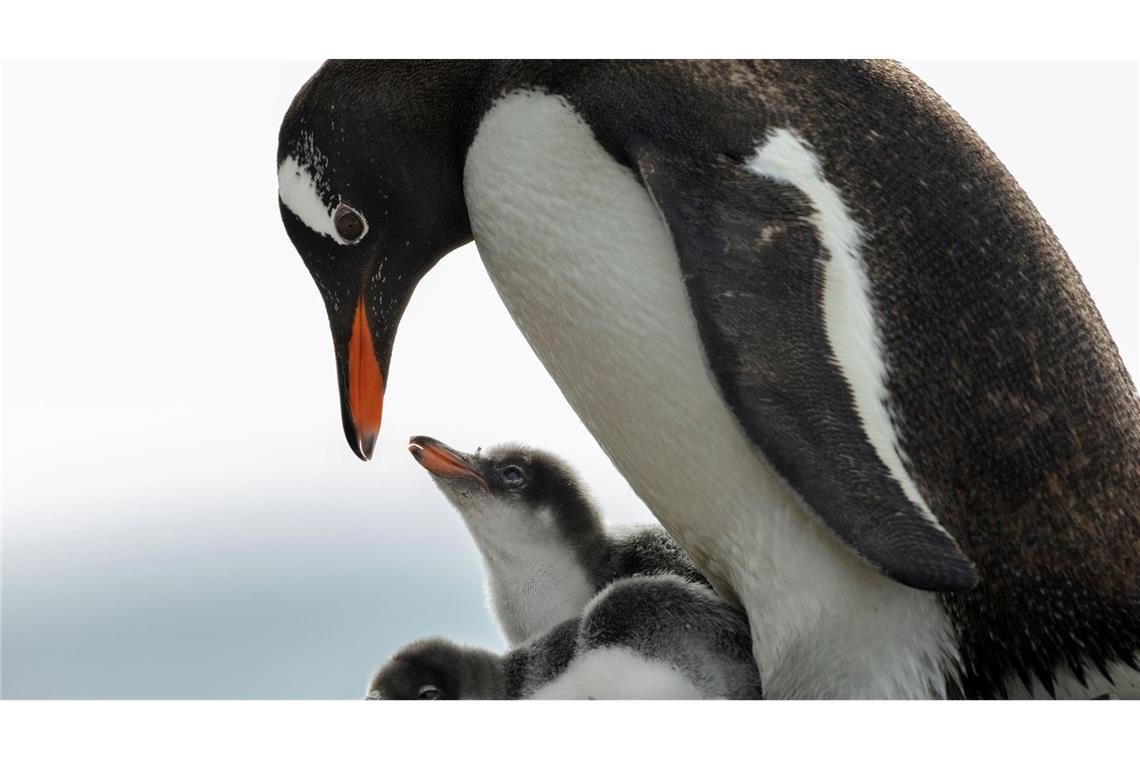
400;63;484;257
458;647;509;700
461;496;608;648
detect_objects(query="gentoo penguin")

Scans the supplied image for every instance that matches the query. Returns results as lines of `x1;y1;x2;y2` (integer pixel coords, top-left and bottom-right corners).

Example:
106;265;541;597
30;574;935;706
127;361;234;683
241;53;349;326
366;576;760;700
407;435;706;646
278;61;1140;698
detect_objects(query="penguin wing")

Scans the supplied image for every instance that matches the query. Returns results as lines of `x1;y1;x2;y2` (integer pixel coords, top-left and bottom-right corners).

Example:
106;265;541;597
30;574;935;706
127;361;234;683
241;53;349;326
636;144;979;592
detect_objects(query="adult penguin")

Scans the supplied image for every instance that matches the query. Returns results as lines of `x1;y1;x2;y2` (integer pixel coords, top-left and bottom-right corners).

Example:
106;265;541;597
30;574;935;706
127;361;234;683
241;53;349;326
276;60;1140;698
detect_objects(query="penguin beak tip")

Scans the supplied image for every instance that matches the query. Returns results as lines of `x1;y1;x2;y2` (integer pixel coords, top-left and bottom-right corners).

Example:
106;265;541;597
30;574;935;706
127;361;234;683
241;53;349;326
356;432;378;461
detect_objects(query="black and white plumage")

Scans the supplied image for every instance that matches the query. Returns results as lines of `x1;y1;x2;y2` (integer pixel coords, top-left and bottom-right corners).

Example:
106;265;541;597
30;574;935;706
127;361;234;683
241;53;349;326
280;61;1140;698
408;436;706;646
366;576;759;700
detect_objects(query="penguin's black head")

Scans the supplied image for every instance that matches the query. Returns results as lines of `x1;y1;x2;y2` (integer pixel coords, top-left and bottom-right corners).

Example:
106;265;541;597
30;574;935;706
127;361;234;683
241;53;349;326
277;61;485;460
366;638;500;700
481;443;595;511
408;436;607;550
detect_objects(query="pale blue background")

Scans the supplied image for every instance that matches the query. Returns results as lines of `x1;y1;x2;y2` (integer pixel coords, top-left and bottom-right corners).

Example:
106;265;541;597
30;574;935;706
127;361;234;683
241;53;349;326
2;62;1137;698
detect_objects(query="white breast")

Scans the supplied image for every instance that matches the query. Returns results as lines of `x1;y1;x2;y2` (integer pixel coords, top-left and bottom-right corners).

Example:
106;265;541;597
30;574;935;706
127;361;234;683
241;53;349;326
484;544;594;649
463;90;959;698
459;498;596;647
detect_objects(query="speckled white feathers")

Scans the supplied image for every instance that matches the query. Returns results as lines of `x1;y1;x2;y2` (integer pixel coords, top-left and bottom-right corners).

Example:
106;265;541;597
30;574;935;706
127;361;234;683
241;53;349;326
277;153;367;244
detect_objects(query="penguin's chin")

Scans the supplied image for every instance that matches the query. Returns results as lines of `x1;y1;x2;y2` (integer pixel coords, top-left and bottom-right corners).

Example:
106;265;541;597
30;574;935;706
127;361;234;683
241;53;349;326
433;476;487;499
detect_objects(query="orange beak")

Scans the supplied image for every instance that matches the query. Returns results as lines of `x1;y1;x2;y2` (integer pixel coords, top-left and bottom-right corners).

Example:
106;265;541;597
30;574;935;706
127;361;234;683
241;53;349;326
347;295;384;460
408;436;488;487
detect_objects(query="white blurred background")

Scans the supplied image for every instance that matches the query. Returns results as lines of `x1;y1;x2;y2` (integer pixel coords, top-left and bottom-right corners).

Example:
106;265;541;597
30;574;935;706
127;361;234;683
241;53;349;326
1;62;1136;698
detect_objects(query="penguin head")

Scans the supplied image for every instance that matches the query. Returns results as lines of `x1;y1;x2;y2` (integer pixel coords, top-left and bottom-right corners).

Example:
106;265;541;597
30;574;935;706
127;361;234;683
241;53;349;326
366;638;501;700
408;436;606;555
277;61;482;460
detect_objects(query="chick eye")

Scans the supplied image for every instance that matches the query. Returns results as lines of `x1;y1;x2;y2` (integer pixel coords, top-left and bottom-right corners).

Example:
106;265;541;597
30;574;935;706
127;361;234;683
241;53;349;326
417;685;441;700
334;203;366;243
501;465;525;486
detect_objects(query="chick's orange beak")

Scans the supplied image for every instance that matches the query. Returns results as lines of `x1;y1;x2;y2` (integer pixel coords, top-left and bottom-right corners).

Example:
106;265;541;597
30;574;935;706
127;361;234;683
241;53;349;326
408;436;487;486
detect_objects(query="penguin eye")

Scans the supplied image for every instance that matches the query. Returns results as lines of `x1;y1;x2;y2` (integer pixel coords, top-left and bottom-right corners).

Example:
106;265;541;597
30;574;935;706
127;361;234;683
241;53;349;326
334;203;366;243
501;465;525;486
417;685;441;700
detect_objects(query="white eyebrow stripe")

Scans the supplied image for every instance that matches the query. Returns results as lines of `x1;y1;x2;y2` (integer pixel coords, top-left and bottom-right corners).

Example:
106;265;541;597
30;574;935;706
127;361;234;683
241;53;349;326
278;155;341;241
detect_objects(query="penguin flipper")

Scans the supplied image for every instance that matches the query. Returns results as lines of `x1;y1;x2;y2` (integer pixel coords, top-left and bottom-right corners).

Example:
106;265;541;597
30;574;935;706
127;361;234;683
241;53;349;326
636;144;979;593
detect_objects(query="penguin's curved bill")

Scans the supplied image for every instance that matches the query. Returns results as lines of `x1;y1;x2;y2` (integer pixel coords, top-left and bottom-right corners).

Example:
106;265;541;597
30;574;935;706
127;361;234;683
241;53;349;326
408;436;488;487
347;296;384;460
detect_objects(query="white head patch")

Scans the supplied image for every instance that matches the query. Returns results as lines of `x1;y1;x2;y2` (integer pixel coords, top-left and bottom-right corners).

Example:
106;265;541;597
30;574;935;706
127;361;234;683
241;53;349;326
277;154;367;245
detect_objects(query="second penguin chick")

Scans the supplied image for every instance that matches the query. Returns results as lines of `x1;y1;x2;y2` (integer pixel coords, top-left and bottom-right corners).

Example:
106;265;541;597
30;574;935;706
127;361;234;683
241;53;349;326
409;435;707;646
532;575;761;700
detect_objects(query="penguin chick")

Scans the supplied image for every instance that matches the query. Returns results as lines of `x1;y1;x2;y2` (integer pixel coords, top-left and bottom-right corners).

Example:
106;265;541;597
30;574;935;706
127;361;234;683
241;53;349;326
531;575;761;700
366;618;579;700
408;435;707;646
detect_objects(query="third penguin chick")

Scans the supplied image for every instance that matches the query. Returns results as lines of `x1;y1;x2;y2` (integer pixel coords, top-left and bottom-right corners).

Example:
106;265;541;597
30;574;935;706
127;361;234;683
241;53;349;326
366;618;579;700
408;435;707;646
